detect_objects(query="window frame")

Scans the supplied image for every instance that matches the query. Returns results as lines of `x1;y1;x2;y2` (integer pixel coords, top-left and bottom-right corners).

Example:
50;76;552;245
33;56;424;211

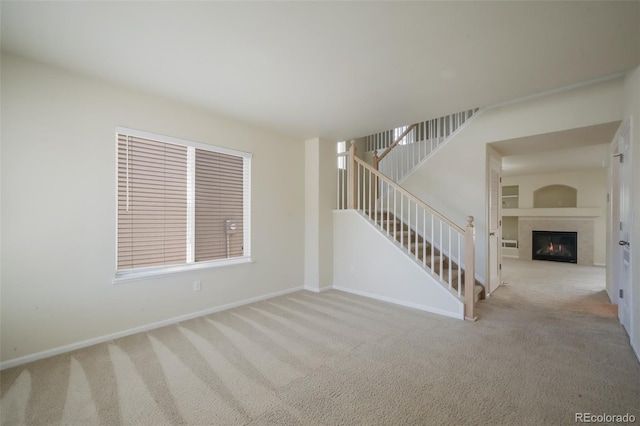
337;141;347;170
113;127;252;284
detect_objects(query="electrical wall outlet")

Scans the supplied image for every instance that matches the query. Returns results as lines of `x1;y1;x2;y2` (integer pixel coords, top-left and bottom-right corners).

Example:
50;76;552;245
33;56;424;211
193;280;201;292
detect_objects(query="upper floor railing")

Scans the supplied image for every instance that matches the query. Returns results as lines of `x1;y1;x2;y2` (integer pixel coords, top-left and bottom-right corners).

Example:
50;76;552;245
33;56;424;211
365;108;479;182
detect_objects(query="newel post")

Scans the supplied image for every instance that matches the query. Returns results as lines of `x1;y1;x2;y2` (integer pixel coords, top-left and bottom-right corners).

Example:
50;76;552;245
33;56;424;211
348;140;357;209
464;216;477;321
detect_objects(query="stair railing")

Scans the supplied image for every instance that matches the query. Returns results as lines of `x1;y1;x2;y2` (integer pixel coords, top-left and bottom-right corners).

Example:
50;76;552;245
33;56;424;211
367;108;479;183
338;141;476;320
373;123;418;172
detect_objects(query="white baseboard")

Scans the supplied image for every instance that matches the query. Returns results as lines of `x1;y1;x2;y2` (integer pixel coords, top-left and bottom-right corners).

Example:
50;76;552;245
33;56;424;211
593;262;606;267
303;285;333;293
0;286;304;371
333;285;463;320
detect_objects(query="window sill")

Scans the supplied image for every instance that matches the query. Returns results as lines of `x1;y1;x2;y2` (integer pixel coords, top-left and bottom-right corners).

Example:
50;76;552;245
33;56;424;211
112;257;253;284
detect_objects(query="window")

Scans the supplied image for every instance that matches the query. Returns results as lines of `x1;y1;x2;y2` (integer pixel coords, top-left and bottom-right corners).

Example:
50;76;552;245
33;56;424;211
115;128;251;281
394;125;414;146
337;141;346;169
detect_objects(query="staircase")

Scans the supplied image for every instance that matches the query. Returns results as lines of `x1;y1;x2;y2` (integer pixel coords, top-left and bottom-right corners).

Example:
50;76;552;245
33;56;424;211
369;210;484;303
337;145;482;320
336;109;485;320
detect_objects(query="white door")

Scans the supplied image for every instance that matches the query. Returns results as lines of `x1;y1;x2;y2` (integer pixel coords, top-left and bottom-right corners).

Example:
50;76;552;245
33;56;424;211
616;123;632;335
488;153;502;294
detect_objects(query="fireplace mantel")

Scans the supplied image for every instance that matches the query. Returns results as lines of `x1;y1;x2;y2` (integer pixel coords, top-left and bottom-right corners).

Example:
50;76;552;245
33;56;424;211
502;207;601;218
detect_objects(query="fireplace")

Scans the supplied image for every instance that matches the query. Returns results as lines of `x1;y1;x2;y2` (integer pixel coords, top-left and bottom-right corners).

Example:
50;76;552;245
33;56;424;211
532;231;577;263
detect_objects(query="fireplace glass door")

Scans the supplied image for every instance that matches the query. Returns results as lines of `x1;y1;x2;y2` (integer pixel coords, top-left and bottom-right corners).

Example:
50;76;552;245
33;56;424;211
532;231;577;263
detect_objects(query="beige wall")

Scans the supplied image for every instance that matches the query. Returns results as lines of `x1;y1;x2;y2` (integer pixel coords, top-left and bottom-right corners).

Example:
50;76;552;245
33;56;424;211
0;54;305;363
503;169;607;265
304;137;336;291
505;169;607;209
402;77;624;284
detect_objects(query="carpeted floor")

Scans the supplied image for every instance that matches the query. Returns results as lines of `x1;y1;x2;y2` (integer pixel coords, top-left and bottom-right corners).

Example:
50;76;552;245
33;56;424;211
1;258;639;425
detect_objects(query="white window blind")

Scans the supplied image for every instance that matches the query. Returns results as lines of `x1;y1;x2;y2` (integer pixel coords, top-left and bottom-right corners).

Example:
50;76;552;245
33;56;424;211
195;149;244;261
116;129;251;276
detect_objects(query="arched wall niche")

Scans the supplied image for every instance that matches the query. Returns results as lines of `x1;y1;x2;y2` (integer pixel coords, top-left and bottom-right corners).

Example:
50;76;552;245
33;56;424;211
533;184;577;208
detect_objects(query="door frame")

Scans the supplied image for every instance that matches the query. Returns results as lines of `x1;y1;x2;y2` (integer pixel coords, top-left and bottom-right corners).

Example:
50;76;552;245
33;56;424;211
486;147;503;295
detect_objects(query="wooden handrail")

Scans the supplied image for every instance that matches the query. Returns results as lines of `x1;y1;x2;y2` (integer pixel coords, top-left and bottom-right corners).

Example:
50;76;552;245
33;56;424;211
353;156;464;235
376;123;417;164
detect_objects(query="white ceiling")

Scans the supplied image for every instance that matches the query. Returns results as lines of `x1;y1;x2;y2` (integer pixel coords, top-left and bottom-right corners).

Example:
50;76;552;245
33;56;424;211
1;1;638;141
501;144;610;177
494;122;621;176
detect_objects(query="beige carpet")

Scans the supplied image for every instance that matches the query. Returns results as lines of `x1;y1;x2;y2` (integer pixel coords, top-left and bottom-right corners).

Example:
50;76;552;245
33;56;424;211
2;258;639;425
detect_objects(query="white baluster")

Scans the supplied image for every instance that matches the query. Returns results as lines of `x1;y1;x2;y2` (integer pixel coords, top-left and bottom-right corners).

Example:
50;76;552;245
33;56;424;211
414;203;419;261
386;181;390;236
393;189;397;242
430;214;435;273
374;169;377;225
408;202;413;253
457;233;462;297
448;227;452;288
400;193;404;248
440;220;445;285
367;167;371;218
337;163;340;209
422;210;427;268
357;163;361;210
